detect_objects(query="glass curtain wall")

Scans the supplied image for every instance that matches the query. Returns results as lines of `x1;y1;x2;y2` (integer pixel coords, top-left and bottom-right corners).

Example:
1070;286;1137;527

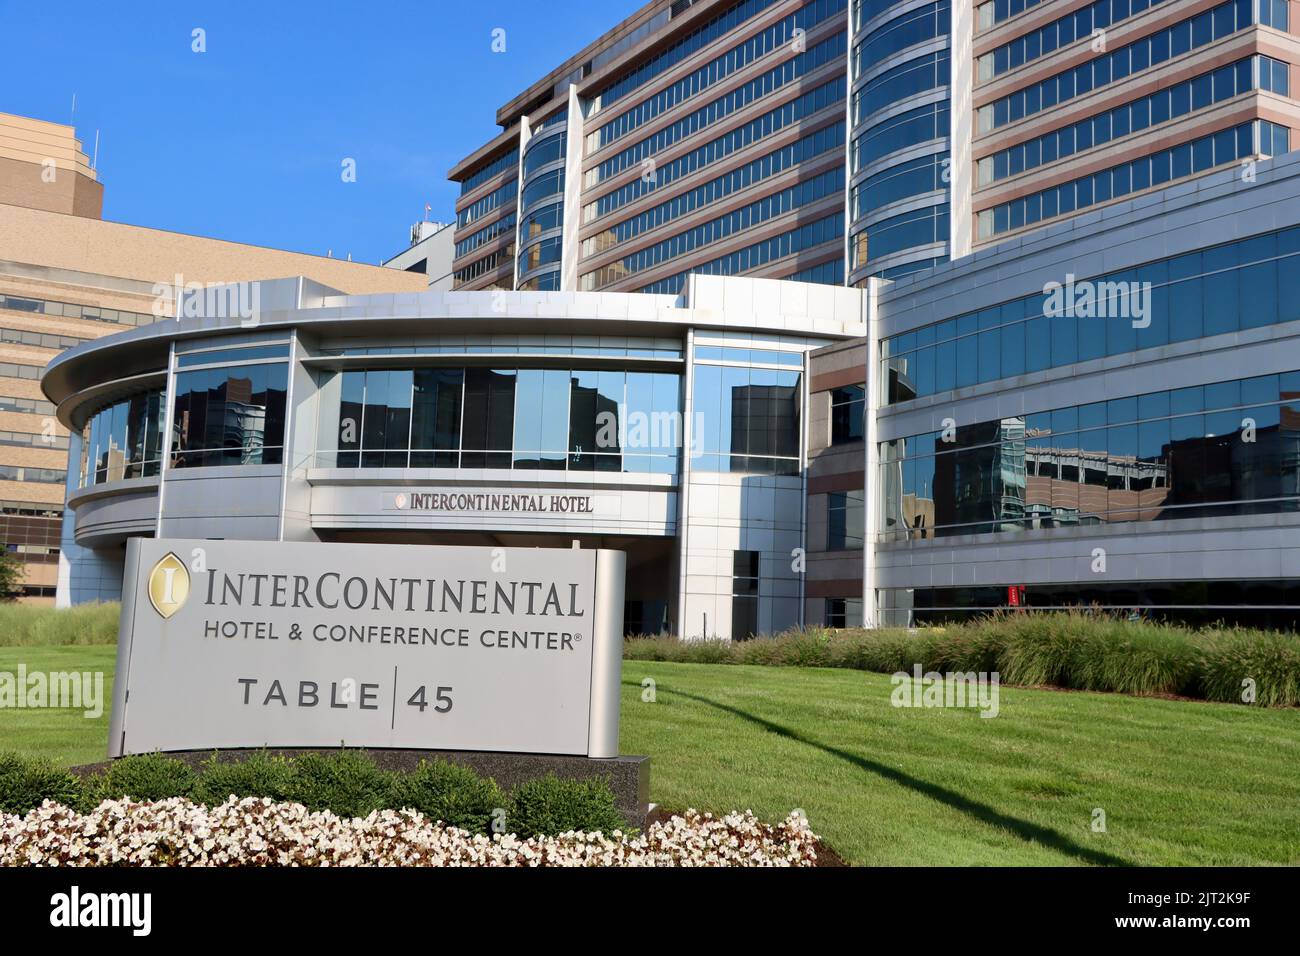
324;366;683;474
82;390;166;486
170;363;289;468
882;226;1300;405
880;372;1300;540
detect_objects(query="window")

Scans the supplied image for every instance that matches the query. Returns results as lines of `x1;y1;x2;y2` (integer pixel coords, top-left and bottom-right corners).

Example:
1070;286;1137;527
593;33;847;185
831;385;865;444
410;368;464;468
83;390;166;486
322;366;682;474
886;222;1300;402
825;598;864;628
983;0;1254;131
732;551;760;639
879;370;1300;539
462;368;517;469
828;490;866;549
170;364;288;469
691;363;801;474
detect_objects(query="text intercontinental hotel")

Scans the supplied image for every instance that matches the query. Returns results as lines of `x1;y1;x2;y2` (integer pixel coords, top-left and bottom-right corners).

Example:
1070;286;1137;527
44;0;1300;634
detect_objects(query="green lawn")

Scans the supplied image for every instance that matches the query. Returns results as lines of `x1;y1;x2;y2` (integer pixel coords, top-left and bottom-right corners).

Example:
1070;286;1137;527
0;647;114;767
619;661;1300;866
3;647;1299;865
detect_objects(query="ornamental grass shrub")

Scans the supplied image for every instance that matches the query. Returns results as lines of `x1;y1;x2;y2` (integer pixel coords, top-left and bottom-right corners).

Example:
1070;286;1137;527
1193;628;1300;707
624;610;1300;707
0;602;120;646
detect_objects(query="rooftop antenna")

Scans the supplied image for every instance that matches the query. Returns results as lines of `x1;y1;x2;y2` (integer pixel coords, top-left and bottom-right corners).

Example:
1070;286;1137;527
92;129;99;171
70;93;76;123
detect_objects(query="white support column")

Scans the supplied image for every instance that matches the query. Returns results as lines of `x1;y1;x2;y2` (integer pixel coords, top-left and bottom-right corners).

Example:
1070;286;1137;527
862;279;882;628
54;430;82;608
949;0;975;260
560;84;586;293
674;326;696;638
512;121;531;291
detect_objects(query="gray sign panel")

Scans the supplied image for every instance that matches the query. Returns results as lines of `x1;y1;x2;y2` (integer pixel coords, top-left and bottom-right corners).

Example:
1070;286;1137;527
110;538;626;758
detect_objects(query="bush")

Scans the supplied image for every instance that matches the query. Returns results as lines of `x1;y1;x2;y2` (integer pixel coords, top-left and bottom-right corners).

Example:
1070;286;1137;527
1196;629;1300;707
90;753;196;804
0;752;82;814
383;759;505;834
625;611;1300;707
507;774;628;837
0;602;120;646
194;751;295;806
282;751;392;819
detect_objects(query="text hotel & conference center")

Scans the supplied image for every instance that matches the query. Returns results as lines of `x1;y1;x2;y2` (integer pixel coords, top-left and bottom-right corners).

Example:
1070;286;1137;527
36;0;1300;634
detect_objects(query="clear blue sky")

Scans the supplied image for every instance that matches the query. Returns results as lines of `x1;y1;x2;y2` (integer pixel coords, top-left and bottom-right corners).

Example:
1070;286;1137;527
0;0;644;265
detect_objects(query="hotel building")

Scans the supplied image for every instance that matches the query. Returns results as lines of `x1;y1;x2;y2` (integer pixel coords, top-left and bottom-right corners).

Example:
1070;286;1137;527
808;150;1300;630
449;0;1298;291
43;274;867;639
37;0;1300;631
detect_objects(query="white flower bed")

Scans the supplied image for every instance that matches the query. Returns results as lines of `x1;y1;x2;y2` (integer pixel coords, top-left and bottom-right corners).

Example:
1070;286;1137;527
0;798;819;867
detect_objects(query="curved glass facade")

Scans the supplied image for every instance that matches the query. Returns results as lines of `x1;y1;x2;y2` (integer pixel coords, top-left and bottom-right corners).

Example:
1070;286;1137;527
170;363;288;468
320;366;683;474
882;225;1300;404
879;371;1300;541
82;390;166;487
518;123;567;290
849;0;951;283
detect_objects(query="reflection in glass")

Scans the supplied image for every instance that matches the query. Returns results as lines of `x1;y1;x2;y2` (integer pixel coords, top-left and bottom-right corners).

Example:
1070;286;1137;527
83;389;166;486
319;366;683;475
170;364;287;468
694;364;800;475
882;225;1300;404
880;371;1300;539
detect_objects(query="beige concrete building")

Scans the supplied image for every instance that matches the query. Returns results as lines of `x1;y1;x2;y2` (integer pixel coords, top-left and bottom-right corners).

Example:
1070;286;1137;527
0;113;103;219
0;111;425;602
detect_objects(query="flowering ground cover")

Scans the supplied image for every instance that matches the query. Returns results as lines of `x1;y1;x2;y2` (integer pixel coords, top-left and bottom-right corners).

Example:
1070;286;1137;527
1;798;819;867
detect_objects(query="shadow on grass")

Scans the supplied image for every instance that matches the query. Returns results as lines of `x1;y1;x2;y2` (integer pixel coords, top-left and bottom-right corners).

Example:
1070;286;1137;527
627;679;1130;867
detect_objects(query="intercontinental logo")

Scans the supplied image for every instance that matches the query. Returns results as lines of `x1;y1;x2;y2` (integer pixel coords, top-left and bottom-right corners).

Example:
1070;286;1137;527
147;552;191;619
